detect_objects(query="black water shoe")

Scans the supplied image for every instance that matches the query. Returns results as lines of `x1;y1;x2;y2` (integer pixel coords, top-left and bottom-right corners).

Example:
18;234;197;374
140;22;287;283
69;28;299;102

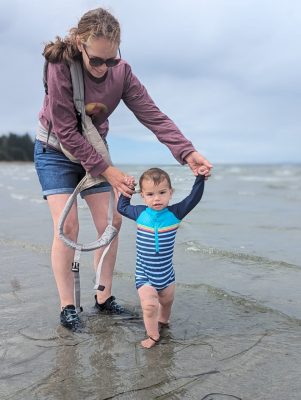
94;295;125;314
60;305;80;329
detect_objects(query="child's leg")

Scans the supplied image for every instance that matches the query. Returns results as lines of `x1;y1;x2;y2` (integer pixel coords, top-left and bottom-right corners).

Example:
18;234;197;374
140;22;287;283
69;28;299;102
158;283;175;325
138;285;160;348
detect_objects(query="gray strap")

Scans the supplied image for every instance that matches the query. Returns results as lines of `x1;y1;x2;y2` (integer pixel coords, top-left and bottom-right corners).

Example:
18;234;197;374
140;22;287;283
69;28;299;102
72;248;81;312
94;234;116;290
94;188;116;289
57;177;118;251
70;61;85;117
74;271;81;312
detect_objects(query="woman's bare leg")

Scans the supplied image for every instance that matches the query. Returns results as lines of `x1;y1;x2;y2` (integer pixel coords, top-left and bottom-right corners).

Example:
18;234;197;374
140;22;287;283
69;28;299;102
85;191;122;304
47;194;79;309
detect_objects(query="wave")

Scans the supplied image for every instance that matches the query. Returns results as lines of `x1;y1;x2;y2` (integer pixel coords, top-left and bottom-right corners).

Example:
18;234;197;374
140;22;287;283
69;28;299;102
112;270;301;323
30;198;45;204
177;281;301;323
257;225;301;232
12;176;31;181
238;176;295;183
10;193;45;203
10;193;27;201
183;241;299;269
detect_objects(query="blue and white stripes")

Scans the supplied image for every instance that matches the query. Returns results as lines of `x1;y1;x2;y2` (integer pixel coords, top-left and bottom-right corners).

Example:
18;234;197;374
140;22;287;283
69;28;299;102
135;224;178;290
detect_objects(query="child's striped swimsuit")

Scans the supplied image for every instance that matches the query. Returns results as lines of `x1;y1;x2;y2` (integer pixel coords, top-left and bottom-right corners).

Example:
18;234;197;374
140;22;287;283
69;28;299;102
117;176;204;291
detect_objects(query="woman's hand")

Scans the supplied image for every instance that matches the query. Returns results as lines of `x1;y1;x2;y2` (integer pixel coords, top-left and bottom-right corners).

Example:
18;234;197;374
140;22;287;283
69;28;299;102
184;151;213;178
102;166;136;197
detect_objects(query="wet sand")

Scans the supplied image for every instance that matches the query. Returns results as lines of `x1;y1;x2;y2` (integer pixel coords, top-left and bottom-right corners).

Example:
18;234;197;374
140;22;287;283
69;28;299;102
1;239;301;400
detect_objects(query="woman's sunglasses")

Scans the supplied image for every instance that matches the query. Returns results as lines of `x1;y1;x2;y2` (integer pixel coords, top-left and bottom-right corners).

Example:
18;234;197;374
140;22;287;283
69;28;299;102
82;44;121;68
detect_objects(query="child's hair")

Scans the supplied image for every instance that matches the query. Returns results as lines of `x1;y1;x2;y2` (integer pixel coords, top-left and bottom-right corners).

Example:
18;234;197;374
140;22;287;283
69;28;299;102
43;8;121;63
139;168;172;191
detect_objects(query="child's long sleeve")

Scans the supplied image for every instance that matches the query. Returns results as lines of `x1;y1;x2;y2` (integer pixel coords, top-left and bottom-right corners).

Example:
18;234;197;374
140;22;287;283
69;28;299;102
168;175;205;220
117;194;146;221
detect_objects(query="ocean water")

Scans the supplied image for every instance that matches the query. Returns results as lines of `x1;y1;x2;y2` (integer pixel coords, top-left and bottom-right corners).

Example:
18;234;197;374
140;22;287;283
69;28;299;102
1;162;301;319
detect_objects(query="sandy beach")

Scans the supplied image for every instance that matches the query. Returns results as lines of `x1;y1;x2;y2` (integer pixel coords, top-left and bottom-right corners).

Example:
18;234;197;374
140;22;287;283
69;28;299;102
2;238;301;400
1;162;301;399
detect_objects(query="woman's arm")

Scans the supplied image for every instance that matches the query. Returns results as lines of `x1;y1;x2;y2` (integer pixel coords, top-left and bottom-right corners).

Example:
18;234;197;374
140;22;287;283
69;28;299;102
122;65;196;165
122;65;212;176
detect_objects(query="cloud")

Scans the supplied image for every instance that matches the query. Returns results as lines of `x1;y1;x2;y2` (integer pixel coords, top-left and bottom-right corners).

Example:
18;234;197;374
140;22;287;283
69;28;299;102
0;0;300;163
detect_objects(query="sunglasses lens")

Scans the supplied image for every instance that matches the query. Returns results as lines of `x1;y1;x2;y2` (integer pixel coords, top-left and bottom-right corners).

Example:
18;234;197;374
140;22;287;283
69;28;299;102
105;59;120;67
90;58;104;67
88;57;121;68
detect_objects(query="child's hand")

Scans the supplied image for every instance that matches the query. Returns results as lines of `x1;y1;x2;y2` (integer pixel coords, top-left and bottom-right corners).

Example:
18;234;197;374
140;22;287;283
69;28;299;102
124;176;136;189
197;165;209;176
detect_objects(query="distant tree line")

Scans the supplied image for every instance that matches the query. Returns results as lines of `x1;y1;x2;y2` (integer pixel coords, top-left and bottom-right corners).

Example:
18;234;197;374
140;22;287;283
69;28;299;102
0;133;34;161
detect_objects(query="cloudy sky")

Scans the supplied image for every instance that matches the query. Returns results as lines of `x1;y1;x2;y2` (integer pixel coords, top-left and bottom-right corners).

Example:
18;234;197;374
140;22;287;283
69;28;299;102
0;0;300;164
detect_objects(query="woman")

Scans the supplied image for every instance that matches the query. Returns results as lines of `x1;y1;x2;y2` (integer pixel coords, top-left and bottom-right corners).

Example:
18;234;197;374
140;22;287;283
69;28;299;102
34;7;212;329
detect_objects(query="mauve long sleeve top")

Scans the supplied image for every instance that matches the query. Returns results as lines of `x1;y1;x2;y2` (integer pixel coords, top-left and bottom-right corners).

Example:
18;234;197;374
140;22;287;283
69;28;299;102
39;59;196;178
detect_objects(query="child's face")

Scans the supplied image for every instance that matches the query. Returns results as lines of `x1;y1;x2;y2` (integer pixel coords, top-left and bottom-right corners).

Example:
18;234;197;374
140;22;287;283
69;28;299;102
141;179;173;210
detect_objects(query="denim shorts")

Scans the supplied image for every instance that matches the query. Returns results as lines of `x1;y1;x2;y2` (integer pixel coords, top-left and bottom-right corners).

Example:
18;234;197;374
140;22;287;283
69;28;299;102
34;139;111;199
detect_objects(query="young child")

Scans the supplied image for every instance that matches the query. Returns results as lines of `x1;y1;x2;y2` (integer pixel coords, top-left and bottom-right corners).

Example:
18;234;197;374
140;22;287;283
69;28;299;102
117;168;205;348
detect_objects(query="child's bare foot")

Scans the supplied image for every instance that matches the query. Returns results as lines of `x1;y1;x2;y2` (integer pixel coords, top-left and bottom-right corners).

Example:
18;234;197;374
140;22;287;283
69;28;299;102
141;336;160;349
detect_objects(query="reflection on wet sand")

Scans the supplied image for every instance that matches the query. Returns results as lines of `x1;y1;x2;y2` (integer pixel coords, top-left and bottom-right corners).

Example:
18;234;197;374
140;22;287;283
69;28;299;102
2;259;301;399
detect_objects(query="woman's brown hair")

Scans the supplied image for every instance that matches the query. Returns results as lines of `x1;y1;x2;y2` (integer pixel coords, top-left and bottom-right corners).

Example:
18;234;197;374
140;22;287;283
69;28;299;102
43;8;121;63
